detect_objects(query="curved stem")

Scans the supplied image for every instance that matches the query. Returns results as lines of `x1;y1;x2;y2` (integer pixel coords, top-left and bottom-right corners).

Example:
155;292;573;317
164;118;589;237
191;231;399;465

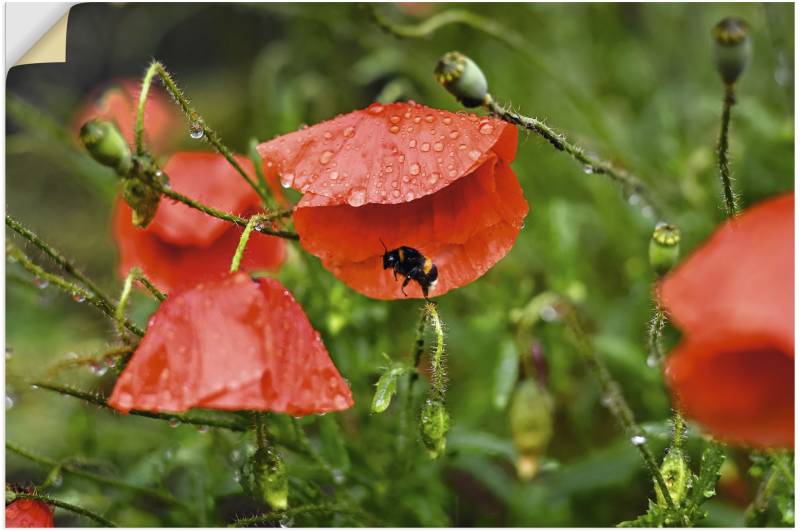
6;442;187;510
230;215;262;272
132;269;166;301
485;97;662;219
135;63;159;156
229;502;353;528
6;489;117;527
7;243;144;337
115;270;137;343
154;179;297;240
6;215;115;308
45;346;132;379
717;85;739;218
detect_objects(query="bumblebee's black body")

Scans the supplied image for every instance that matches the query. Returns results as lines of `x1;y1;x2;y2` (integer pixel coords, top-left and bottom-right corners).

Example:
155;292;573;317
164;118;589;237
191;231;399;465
381;244;438;298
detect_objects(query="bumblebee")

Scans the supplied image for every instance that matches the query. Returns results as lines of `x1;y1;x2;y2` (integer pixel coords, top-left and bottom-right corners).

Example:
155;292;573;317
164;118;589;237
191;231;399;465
380;239;438;298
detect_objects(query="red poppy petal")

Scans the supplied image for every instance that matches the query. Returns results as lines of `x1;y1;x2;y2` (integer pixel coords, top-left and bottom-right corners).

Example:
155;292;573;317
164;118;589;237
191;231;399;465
258;102;517;206
666;333;794;448
294;159;527;299
6;500;54;528
108;274;353;415
660;193;794;346
114;200;285;293
148;152;264;247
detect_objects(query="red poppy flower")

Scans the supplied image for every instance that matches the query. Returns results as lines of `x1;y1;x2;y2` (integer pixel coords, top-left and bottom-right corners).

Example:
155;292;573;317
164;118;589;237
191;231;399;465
109;273;354;415
114;152;285;293
6;499;54;528
74;79;179;153
660;193;794;448
257;101;526;299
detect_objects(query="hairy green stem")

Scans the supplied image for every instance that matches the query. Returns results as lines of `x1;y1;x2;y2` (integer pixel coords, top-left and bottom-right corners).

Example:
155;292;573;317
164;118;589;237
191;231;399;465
154;179;297;240
253;412;269;449
230;215;261;272
138;61;268;202
6;442;187;510
116;270;137;342
127;268;166;301
31;381;249;432
6;489;117;527
769;450;794;485
7;243;144;337
6;215;115;308
485;97;662;219
45;346;132;379
716;85;739;218
565;309;682;519
425;302;446;402
647;304;667;368
229;502;353;527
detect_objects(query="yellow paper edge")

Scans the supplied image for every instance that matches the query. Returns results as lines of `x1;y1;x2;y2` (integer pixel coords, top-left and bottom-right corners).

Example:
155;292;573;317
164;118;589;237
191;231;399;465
15;11;70;67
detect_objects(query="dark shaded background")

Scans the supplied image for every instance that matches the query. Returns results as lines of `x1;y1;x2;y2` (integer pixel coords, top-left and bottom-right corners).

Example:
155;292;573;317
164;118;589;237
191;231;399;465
6;3;794;526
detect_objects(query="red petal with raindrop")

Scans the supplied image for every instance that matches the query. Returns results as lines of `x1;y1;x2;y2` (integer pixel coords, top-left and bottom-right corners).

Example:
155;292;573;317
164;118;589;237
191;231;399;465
108;273;353;416
113;152;285;293
6;500;54;528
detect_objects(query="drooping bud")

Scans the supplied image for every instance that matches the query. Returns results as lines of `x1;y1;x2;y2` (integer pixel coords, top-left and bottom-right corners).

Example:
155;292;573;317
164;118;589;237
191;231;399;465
435;51;489;108
712;17;751;85
509;378;554;480
122;176;161;228
239;447;289;510
655;447;691;508
79;119;132;175
419;398;449;459
649;222;681;276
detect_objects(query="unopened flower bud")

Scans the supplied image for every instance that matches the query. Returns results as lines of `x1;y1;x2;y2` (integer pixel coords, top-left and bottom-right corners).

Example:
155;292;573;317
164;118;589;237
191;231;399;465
419;398;449;459
122;177;161;228
435;51;489;108
655;447;690;508
79;119;132;175
509;379;553;480
649;222;681;276
239;447;289;510
712;17;751;85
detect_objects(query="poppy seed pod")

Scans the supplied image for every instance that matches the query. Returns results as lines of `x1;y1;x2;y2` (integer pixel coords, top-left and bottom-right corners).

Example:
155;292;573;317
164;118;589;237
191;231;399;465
121;177;161;228
655;447;690;509
240;447;289;510
80;118;132;175
649;222;681;276
712;17;751;85
435;51;489;108
420;398;449;458
509;378;554;480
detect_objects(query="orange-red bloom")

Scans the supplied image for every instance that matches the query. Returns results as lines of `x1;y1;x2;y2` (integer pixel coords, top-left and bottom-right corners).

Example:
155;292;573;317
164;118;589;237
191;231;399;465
74;79;179;153
6;499;54;528
109;273;353;415
660;193;794;448
114;152;285;293
258;101;527;299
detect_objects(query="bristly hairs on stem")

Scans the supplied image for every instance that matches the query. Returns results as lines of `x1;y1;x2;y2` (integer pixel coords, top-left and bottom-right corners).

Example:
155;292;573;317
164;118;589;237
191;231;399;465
230;215;264;272
716;85;740;218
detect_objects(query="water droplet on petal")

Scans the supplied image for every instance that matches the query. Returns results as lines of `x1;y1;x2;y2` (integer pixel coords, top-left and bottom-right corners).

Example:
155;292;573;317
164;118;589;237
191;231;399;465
404;191;415;201
424;114;435;123
468;150;481;161
319;150;334;165
429;172;440;185
433;142;444;152
389;125;400;134
408;139;417;148
443;117;453;125
347;188;367;207
420;142;430;152
367;103;384;114
389;115;401;124
329;171;339;180
409;163;421;176
479;122;495;135
323;131;333;140
280;173;295;189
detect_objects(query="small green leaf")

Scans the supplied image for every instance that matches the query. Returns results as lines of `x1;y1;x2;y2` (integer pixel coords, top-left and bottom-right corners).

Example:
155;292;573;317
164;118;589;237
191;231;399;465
492;339;518;410
370;364;406;414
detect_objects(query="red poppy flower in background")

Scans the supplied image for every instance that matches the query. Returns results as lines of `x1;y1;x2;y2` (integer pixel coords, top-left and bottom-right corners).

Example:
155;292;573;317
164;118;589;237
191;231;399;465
6;499;54;528
258;101;526;299
660;193;794;448
74;79;179;153
109;273;354;415
114;152;285;293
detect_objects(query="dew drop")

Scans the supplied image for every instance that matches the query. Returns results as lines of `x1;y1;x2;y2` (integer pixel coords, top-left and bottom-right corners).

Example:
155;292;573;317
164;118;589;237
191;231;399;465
443;116;452;125
51;474;63;487
390;115;401;124
424;114;434;123
583;166;594;174
347;188;367;207
343;126;355;138
479;122;495;135
197;425;209;433
323;131;333;140
389;125;400;134
449;130;460;139
405;191;415;201
539;305;559;322
329;171;339;180
646;355;658;368
409;163;421;176
408;139;417;148
319;150;334;165
189;123;204;139
398;155;405;162
169;418;180;428
402;175;410;183
6;395;14;410
90;362;108;376
433;142;444;152
630;435;647;446
384;166;393;174
280;173;295;189
448;169;457;177
392;189;401;198
429;172;440;185
72;292;86;303
468;150;481;161
367;103;384;114
420;142;431;152
413;116;422;124
35;279;49;289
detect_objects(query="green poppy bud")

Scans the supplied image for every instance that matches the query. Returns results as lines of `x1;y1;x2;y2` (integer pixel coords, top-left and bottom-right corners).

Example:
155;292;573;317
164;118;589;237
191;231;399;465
509;379;553;480
655;447;690;509
419;398;449;459
712;17;751;85
239;447;289;510
122;178;161;228
435;51;489;108
79;119;132;175
649;222;681;276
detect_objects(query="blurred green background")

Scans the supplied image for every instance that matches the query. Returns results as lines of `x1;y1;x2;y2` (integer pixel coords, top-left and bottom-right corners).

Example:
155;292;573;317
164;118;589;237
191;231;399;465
6;3;794;526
